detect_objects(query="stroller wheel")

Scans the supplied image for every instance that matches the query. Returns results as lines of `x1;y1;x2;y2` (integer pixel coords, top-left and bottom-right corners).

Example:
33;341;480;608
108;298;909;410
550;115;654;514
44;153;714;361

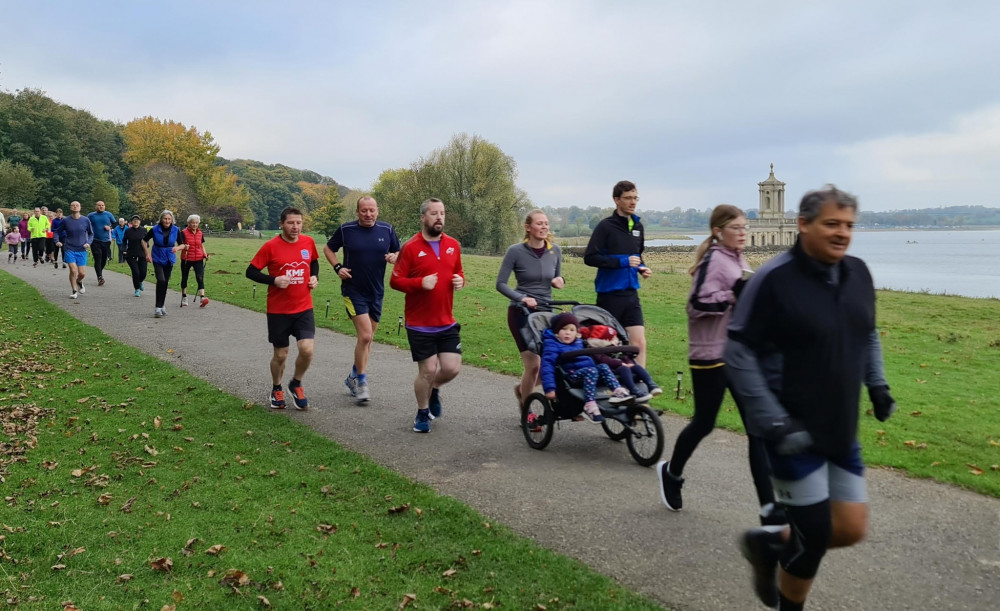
521;392;554;450
625;404;665;467
600;415;629;441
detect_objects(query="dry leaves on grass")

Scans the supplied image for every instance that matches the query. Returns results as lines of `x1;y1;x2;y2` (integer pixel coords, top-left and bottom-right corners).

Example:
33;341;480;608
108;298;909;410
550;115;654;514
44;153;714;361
149;557;173;572
0;402;55;482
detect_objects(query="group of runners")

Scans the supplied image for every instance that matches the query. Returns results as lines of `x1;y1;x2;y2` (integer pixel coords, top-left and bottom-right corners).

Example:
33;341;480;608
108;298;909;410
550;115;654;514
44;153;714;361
5;202;211;314
250;180;896;609
9;179;894;609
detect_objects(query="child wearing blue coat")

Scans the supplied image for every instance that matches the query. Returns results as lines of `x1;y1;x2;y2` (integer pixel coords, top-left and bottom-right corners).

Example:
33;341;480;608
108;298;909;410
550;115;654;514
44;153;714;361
541;312;632;423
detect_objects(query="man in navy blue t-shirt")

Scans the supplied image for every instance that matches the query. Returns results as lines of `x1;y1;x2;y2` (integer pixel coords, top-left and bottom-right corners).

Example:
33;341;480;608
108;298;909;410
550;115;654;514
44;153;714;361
324;196;401;404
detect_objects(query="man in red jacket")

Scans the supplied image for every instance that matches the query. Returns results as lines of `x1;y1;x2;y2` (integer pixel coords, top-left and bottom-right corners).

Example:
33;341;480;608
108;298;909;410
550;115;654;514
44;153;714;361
390;198;464;433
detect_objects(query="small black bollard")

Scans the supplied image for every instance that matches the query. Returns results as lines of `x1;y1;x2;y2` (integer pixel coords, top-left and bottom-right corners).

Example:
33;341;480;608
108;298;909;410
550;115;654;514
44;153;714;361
252;285;256;300
397;315;403;335
325;299;330;318
675;370;683;400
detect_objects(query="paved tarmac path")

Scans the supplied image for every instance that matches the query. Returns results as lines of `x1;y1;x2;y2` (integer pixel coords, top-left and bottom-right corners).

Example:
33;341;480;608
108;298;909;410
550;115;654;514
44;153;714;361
5;262;998;610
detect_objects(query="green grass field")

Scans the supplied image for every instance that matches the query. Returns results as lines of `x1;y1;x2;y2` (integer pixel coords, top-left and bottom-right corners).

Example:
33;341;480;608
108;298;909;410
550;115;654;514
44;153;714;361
0;275;664;610
192;234;1000;497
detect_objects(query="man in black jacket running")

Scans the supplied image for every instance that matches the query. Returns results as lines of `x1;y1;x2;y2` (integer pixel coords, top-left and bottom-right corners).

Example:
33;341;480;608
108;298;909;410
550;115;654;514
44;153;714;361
725;185;897;610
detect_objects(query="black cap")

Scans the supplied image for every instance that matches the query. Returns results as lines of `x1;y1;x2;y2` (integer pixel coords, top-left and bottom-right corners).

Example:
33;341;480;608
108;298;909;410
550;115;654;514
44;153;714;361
130;215;141;221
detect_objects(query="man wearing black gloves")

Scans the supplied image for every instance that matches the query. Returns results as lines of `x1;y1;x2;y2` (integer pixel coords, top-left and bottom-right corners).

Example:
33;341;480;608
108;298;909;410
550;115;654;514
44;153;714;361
724;185;896;610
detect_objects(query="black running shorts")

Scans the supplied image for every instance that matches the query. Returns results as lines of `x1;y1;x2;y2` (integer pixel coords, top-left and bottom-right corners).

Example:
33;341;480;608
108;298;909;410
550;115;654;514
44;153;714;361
596;289;644;328
267;309;316;348
406;324;462;362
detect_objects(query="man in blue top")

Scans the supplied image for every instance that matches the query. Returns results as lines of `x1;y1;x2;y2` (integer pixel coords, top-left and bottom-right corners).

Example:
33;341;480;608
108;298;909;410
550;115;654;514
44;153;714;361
50;208;65;268
584;180;653;367
87;200;116;286
55;201;94;299
323;195;400;404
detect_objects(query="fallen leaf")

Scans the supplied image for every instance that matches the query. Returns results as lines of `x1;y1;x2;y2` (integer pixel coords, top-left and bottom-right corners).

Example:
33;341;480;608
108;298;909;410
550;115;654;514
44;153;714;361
388;503;410;515
351;587;360;597
120;497;136;513
154;416;162;429
257;595;271;608
316;524;338;534
205;544;226;556
219;569;249;587
43;461;59;470
149;557;173;572
399;593;416;609
172;589;184;603
51;564;66;570
67;547;86;558
182;538;198;556
144;445;158;456
910;411;922;417
442;568;457;577
117;574;133;582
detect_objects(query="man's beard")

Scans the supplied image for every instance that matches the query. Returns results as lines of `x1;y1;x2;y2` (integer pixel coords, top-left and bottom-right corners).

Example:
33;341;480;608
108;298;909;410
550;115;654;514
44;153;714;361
425;224;443;237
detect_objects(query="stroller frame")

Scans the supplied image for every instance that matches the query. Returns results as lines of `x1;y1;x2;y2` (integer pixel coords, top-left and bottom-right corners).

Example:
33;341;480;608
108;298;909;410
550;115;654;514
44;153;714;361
518;300;665;467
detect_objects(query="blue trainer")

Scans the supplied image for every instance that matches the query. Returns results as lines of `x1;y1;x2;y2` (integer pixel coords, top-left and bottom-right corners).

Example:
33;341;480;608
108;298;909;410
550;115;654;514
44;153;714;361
428;388;442;420
344;375;357;397
413;409;431;433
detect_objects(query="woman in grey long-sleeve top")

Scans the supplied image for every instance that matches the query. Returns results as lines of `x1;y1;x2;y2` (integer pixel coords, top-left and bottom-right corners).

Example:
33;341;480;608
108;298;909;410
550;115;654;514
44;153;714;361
496;210;565;409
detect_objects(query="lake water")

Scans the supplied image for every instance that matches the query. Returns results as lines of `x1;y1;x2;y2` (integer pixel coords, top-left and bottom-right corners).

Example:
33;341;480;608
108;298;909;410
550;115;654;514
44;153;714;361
647;230;1000;299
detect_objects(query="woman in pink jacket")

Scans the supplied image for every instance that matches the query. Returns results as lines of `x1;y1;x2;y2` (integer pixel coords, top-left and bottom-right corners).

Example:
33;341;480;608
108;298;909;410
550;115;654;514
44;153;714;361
656;205;782;525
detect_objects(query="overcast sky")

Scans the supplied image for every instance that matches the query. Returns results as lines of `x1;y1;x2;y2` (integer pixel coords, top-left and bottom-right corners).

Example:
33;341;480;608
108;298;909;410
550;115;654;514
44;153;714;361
3;1;999;212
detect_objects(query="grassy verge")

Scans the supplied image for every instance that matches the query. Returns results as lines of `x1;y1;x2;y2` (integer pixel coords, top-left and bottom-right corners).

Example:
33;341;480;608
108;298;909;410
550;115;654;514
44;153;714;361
0;276;664;609
179;235;1000;498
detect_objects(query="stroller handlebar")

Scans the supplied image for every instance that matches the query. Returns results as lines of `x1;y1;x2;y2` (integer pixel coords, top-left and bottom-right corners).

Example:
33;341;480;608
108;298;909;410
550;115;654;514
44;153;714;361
517;298;580;314
556;345;640;363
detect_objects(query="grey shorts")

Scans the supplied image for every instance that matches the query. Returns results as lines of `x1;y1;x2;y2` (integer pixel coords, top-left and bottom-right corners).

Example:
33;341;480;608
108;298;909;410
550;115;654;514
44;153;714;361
767;442;868;506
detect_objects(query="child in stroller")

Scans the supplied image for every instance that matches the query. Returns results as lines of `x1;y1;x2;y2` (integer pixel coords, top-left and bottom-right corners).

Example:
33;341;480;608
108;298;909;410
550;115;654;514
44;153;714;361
580;324;663;403
541;312;633;423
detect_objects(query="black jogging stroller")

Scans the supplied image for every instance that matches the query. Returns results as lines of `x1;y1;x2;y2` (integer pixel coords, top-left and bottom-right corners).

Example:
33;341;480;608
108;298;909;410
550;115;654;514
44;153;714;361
518;300;665;467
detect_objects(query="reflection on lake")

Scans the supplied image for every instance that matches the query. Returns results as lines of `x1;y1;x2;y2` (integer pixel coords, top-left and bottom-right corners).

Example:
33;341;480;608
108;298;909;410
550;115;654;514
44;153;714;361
648;230;1000;299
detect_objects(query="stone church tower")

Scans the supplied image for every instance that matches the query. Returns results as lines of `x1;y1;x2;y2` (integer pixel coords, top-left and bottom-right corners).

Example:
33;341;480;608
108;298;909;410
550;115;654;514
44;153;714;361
749;164;797;247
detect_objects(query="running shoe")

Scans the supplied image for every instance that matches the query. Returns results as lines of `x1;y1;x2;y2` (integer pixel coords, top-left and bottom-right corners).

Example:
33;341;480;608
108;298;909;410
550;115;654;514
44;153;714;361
739;528;781;608
199;297;209;308
608;387;633;404
78;282;85;294
181;296;189;307
154;308;163;318
134;289;141;297
98;277;105;286
413;409;431;433
69;292;79;300
634;392;654;403
656;460;684;511
139;282;144;291
355;382;370;404
161;307;167;316
270;387;286;409
428;388;442;419
649;385;664;397
288;383;308;410
526;412;543;433
344;375;358;397
53;261;58;269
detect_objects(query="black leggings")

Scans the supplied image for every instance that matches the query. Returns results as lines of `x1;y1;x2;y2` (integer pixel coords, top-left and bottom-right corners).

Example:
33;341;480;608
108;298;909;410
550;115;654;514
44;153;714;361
30;237;46;263
92;241;111;278
153;262;173;308
180;259;205;293
668;365;775;507
126;256;148;290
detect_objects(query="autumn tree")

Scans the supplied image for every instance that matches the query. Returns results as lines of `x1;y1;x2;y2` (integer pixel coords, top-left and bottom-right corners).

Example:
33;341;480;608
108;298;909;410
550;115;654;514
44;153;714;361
371;134;530;252
122;117;251;226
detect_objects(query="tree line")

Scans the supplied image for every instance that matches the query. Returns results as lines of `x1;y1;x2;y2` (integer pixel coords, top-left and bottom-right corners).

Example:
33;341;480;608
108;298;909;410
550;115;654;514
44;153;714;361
0;89;347;231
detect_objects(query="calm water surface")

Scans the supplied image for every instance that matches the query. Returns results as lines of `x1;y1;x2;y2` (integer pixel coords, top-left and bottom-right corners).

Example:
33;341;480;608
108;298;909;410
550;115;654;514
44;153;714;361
647;230;999;299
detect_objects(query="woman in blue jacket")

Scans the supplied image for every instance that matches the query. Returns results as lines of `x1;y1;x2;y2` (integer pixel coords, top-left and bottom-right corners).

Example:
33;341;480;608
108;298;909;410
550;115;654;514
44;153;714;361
142;210;185;318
